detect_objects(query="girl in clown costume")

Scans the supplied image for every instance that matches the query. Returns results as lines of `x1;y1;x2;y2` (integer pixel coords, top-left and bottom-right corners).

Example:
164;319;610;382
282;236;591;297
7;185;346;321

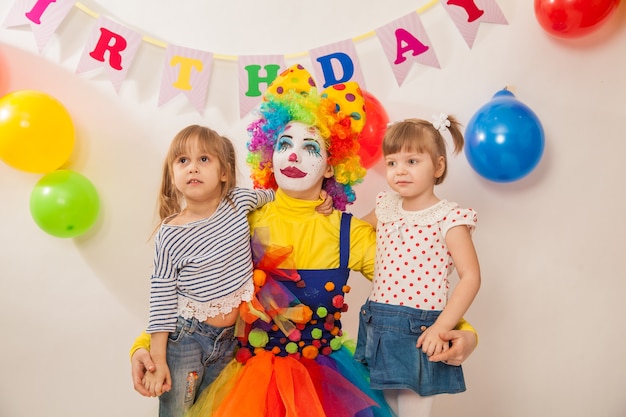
130;65;478;417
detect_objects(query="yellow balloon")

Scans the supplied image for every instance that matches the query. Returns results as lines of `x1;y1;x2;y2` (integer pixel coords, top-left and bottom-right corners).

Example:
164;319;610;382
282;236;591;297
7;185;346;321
0;90;75;173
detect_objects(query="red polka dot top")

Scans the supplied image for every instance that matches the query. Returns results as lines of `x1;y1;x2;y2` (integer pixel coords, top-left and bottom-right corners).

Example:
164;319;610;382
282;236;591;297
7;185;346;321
370;191;477;311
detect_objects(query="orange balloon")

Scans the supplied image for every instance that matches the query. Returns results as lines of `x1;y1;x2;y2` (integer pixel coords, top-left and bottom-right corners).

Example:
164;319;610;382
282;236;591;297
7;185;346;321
0;90;75;173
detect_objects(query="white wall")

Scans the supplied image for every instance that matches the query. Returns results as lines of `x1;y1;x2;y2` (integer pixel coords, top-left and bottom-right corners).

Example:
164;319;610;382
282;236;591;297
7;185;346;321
1;1;625;416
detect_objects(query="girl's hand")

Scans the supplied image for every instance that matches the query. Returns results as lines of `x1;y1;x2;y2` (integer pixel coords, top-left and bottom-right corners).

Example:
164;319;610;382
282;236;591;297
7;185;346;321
131;348;155;397
142;362;172;397
315;190;334;215
416;324;450;357
428;329;478;366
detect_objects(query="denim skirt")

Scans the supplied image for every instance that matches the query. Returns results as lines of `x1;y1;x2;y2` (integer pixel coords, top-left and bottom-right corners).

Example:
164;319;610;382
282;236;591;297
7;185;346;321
354;300;466;396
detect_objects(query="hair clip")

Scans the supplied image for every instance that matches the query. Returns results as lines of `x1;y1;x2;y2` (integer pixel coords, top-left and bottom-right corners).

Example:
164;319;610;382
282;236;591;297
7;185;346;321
431;113;450;133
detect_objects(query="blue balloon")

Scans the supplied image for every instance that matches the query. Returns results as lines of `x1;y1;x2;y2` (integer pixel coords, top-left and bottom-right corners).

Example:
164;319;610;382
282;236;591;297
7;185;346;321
464;89;545;183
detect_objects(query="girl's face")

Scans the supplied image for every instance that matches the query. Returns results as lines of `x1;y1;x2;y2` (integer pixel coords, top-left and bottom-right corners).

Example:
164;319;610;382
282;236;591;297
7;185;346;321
172;139;225;204
384;149;445;209
272;122;333;199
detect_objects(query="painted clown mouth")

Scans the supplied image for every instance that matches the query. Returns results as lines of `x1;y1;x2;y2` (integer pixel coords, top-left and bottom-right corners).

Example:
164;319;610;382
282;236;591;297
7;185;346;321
280;166;307;178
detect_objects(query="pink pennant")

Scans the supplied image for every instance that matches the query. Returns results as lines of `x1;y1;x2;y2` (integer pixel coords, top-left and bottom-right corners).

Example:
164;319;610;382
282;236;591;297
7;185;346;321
440;0;508;48
2;0;75;52
376;12;440;86
75;16;142;92
309;39;366;89
238;55;285;118
158;44;213;114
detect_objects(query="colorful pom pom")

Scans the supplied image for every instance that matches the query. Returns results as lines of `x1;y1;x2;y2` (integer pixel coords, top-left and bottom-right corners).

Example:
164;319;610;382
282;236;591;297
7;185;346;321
253;269;267;287
302;345;319;360
235;347;253;363
286;342;299;354
332;295;344;309
311;328;323;340
248;328;269;348
288;328;302;342
330;337;342;351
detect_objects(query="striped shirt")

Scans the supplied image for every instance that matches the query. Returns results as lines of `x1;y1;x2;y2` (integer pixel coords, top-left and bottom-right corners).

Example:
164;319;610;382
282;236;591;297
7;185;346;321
147;187;275;333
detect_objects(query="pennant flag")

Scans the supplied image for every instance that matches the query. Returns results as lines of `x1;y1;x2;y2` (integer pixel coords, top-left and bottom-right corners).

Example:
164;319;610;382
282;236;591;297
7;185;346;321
376;12;440;86
440;0;508;48
158;44;213;114
0;0;509;116
309;39;366;90
2;0;74;52
75;16;142;92
238;55;285;118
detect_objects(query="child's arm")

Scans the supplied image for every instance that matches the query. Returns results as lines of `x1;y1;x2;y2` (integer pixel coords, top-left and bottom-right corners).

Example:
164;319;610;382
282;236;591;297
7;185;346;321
418;224;481;356
142;332;171;396
253;188;275;208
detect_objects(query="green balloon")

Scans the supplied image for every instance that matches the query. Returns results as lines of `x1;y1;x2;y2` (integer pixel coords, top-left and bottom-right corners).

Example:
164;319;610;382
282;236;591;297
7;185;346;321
29;170;100;238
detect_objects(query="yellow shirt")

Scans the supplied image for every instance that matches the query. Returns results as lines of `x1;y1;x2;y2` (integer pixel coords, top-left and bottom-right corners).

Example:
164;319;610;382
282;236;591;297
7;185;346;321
248;189;377;274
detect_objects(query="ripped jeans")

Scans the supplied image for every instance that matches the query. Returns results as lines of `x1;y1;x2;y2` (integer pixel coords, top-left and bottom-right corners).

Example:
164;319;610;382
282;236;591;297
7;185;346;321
158;316;236;417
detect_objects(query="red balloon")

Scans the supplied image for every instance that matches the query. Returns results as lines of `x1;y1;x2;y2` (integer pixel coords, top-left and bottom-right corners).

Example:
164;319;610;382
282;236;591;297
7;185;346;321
534;0;620;38
358;91;389;168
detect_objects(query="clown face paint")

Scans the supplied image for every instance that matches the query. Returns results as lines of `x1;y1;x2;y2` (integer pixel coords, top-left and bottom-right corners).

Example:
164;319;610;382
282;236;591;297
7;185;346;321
273;122;333;198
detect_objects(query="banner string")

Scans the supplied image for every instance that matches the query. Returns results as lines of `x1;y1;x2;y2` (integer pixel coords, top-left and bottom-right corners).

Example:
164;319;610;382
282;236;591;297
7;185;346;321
73;0;439;61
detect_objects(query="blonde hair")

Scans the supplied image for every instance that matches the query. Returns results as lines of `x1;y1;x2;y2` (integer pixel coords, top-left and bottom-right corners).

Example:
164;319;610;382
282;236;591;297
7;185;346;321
383;116;464;185
157;125;237;222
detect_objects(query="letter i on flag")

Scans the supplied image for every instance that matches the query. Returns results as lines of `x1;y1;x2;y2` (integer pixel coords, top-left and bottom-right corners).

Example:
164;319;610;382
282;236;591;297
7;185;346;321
2;0;75;52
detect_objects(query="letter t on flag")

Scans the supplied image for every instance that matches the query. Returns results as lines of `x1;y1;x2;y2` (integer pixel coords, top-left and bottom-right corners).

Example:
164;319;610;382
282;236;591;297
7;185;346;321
158;44;213;114
76;16;142;92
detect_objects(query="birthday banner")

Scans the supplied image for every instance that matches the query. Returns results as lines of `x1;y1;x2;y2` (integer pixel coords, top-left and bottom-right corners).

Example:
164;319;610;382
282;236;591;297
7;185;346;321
2;0;507;117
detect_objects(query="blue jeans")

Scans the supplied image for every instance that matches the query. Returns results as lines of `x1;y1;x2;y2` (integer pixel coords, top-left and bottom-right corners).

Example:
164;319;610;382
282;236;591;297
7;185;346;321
354;300;465;396
158;317;236;417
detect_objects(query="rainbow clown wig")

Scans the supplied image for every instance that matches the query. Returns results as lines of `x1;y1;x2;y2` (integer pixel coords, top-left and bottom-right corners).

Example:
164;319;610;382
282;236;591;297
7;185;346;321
246;64;367;211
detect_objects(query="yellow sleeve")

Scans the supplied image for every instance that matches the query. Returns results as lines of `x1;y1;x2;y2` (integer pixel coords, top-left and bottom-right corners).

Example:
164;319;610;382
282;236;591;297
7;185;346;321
347;216;377;280
455;318;479;343
129;331;151;359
